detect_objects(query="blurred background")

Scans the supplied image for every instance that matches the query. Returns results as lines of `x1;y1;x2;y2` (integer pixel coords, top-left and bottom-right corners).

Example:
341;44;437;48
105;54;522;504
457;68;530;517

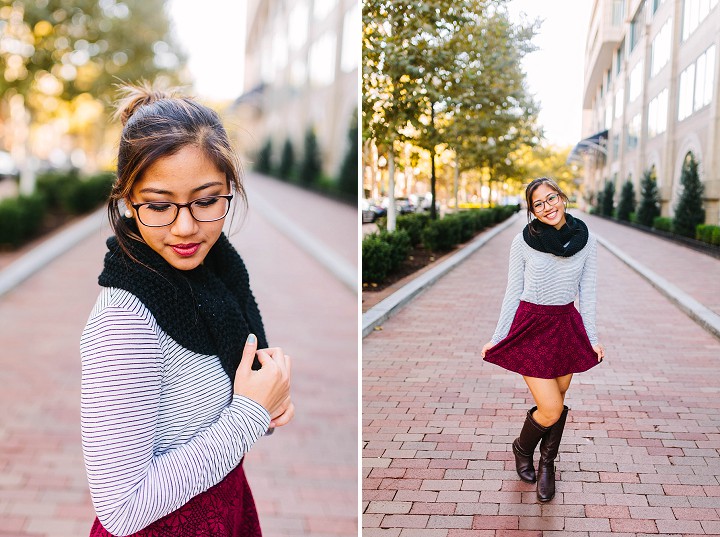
0;1;358;536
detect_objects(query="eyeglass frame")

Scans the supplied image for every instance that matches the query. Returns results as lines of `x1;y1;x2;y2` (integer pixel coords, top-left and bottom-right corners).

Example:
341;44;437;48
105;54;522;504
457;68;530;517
130;194;234;227
531;193;562;214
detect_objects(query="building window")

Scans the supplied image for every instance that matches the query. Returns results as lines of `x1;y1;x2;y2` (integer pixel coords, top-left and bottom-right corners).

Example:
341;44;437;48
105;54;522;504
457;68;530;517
605;102;613;129
288;2;309;51
612;0;626;26
313;0;337;21
626;114;640;150
630;2;645;52
615;39;624;75
652;0;665;14
629;61;643;102
612;135;620;161
678;45;716;121
309;31;336;87
682;0;719;41
340;3;359;73
615;87;624;119
650;18;672;77
648;88;668;137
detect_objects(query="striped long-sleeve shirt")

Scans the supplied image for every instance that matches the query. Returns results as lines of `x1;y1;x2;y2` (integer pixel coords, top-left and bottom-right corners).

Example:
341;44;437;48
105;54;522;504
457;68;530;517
490;232;598;345
80;287;271;536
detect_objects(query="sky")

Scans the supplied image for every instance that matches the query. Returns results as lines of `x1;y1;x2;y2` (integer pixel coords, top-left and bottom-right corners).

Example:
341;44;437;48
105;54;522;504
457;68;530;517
167;0;593;145
507;0;594;148
166;0;247;101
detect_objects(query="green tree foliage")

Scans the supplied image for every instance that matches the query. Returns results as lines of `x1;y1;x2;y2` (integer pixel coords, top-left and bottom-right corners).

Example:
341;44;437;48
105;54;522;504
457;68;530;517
617;178;636;222
338;109;359;198
636;168;660;227
277;138;295;180
0;0;186;117
672;153;705;238
601;181;615;217
255;139;273;175
299;128;322;186
362;0;539;217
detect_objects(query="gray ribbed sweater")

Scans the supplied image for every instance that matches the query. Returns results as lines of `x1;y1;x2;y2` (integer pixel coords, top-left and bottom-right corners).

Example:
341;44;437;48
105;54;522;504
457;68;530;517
490;231;598;345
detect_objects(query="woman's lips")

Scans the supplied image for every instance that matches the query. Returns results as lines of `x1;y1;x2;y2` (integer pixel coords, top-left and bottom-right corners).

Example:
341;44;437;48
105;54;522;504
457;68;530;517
545;209;559;219
171;243;200;257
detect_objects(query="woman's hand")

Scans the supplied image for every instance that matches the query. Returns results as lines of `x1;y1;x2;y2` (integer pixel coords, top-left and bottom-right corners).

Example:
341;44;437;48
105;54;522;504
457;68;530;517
480;341;495;359
234;335;293;424
593;343;605;362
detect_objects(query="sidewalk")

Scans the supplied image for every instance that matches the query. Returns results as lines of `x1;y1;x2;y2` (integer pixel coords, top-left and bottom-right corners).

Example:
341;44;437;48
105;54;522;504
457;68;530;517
363;214;720;536
0;176;357;537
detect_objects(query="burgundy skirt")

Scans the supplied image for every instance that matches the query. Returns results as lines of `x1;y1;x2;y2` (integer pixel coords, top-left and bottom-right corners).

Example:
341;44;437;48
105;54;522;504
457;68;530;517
484;301;601;379
89;460;261;537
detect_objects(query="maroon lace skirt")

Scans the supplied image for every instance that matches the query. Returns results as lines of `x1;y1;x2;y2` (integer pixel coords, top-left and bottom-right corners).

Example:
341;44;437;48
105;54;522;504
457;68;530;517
484;301;601;379
89;460;261;537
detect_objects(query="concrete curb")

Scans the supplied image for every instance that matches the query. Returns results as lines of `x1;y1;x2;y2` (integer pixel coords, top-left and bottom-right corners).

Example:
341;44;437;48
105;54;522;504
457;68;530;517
362;212;522;338
0;207;107;299
248;190;357;293
596;234;720;341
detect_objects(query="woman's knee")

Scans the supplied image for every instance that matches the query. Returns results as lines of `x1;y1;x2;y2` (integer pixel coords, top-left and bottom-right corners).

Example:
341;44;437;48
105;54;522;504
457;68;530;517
535;404;564;425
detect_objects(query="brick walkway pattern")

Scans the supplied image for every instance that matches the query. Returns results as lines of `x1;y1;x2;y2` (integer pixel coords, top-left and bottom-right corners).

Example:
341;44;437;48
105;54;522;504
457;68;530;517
363;212;720;537
0;174;358;537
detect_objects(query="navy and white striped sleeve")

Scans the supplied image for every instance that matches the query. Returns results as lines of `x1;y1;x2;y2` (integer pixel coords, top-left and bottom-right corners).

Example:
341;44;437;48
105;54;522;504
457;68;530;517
80;300;270;536
490;233;526;344
579;234;599;345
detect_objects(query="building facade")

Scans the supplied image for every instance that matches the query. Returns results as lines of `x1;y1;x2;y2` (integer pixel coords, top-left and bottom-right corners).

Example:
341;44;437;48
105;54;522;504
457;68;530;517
573;0;719;224
234;0;358;177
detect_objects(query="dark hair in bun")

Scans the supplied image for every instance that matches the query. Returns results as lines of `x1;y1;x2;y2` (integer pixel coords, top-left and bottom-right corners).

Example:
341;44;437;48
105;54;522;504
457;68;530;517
108;80;246;258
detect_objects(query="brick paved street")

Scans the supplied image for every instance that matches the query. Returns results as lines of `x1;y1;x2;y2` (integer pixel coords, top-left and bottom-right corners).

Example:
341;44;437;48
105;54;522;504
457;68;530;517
0;175;358;537
363;212;720;537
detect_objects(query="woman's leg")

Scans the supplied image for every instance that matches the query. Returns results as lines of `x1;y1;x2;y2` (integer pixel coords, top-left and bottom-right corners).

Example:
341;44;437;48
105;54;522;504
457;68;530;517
522;376;565;427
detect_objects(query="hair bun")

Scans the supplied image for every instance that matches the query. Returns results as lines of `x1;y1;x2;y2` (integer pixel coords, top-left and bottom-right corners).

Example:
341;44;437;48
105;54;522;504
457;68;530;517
114;80;176;126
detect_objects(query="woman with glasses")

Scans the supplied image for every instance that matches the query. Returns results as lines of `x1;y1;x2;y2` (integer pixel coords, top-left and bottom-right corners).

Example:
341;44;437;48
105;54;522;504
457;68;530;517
481;177;604;502
80;83;294;536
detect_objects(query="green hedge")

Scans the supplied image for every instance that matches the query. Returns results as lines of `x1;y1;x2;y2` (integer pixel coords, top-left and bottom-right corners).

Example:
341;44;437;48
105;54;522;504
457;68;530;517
0;194;46;247
652;216;673;232
362;229;411;284
696;224;720;246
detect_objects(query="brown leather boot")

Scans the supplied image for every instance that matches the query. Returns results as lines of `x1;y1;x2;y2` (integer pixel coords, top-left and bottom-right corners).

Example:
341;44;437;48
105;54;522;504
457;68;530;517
512;406;550;483
536;405;569;502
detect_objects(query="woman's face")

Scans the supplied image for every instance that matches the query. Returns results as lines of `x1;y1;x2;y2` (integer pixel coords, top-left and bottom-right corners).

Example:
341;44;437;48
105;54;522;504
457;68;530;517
531;183;566;229
127;144;230;271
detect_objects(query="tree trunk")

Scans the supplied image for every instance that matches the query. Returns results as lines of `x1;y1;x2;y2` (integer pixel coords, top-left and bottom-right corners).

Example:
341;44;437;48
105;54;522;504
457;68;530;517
387;144;397;232
453;154;459;213
9;95;35;195
430;105;437;220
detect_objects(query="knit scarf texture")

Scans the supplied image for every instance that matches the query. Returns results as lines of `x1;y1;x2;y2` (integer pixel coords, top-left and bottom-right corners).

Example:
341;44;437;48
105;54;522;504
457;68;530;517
98;224;267;383
522;213;589;257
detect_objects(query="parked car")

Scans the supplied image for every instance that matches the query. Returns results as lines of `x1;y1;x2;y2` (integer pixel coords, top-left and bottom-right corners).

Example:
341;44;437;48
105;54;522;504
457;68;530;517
410;193;439;213
361;198;386;223
0;151;19;181
380;196;416;215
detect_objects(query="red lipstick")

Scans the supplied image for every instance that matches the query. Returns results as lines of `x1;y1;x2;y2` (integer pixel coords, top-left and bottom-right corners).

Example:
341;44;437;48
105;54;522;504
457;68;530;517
171;243;200;257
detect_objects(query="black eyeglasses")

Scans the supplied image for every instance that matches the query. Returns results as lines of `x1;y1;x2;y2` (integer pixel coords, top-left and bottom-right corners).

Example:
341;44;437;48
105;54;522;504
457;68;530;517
131;194;233;227
532;193;561;213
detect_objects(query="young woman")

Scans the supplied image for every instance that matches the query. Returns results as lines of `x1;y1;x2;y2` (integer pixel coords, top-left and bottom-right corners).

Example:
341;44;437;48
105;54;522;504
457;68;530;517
481;177;604;502
81;83;294;536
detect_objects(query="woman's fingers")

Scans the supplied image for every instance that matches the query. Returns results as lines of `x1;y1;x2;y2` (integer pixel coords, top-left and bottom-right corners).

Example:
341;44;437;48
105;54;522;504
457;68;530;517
270;401;295;428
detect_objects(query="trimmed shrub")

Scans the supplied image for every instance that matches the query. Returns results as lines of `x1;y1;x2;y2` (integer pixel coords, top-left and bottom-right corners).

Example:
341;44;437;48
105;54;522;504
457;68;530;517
337;109;359;199
299;128;322;186
653;216;673;232
378;229;411;273
636;168;661;227
422;217;461;252
396;213;429;246
36;169;80;210
61;172;115;214
712;227;720;246
255;139;273;174
696;224;720;245
601;181;615;217
0;194;46;247
617;179;636;222
277;139;295;180
673;153;705;238
362;233;393;283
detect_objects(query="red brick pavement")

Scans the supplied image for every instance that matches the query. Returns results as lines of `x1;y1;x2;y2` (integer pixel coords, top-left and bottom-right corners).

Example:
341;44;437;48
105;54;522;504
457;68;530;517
581;212;720;317
362;214;720;537
0;178;357;537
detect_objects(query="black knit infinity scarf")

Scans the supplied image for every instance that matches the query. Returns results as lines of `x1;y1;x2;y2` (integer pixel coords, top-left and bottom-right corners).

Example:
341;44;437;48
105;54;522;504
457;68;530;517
522;213;589;257
98;224;267;382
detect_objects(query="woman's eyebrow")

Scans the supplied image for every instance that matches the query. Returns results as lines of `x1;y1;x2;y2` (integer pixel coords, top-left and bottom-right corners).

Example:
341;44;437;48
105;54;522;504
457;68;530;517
138;182;225;195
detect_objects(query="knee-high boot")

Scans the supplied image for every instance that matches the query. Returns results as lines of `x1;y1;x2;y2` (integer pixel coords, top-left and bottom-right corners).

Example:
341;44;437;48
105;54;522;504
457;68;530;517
536;405;569;502
512;406;551;483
